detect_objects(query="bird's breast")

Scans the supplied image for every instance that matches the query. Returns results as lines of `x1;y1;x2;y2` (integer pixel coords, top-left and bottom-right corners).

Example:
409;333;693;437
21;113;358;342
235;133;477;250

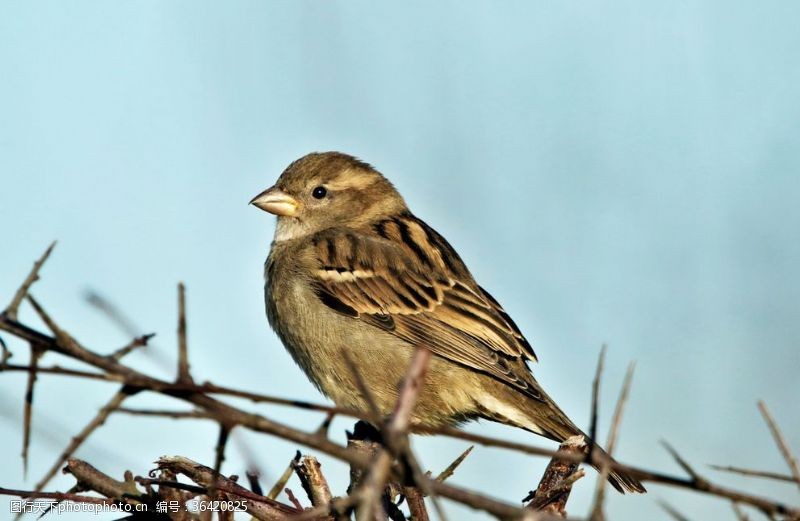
264;249;418;411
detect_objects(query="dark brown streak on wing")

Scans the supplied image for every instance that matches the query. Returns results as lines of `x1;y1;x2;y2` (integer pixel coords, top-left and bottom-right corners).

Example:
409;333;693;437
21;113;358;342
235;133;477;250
325;236;337;265
411;215;538;363
379;311;543;402
309;220;542;401
442;293;520;353
411;214;468;277
371;313;395;330
477;285;537;362
396;276;434;308
396;216;434;268
313;287;359;318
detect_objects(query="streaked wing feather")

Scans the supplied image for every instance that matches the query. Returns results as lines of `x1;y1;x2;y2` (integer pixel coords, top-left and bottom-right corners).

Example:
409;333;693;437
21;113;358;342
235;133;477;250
383;313;542;400
310;215;540;400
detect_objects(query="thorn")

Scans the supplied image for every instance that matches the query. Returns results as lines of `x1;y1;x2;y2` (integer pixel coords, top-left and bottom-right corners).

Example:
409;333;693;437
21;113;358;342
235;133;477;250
661;441;700;481
435;445;474;482
4;242;57;322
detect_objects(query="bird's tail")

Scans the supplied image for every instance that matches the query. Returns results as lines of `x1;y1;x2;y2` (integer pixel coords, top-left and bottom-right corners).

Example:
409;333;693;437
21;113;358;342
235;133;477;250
585;441;646;494
520;400;646;494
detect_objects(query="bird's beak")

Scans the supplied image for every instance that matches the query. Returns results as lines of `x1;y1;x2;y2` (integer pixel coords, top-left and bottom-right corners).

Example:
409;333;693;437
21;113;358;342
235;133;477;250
249;186;299;217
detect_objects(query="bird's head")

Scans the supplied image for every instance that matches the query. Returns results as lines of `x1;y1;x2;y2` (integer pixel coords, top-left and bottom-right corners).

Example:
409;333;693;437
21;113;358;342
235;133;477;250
251;152;407;241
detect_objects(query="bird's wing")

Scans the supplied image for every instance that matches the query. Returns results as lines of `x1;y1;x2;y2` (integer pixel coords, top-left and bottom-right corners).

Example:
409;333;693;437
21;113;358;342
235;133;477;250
309;213;542;400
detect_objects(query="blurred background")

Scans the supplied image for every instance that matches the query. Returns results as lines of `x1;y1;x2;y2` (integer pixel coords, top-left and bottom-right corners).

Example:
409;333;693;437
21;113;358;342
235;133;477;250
1;1;799;519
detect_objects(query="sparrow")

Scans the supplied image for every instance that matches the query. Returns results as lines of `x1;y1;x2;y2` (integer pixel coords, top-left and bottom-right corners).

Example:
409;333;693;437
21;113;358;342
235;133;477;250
251;152;645;494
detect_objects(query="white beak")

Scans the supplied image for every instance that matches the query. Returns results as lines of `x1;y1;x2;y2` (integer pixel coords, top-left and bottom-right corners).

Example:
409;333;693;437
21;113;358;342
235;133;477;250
250;186;299;217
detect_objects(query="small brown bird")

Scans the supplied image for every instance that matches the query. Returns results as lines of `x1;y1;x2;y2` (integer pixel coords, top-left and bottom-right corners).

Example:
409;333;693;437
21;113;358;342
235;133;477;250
251;152;645;494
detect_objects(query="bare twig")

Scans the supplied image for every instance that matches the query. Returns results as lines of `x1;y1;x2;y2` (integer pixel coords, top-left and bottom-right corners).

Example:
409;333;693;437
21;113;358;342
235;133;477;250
605;362;635;455
116;407;212;420
657;499;690;521
0;361;367;419
268;451;301;500
353;430;397;520
316;411;335;437
176;282;192;383
34;484;84;520
397;447;446;521
662;441;702;482
421;391;798;515
3;241;55;321
247;470;264;496
109;333;154;361
758;400;800;490
156;455;302;521
0;335;10;365
63;458;140;502
427;479;534;520
709;465;795;483
384;348;448;521
0;363;120;381
4;307;796;521
588;345;607;457
589;362;636;519
657;442;800;518
435;445;474;482
0;486;120;506
731;502;749;521
285;488;304;510
526;436;586;516
21;345;44;478
526;469;585;513
33;384;136;495
290;494;361;521
6;296;371;469
6;313;794;520
3;252;800;520
414;425;579;459
213;422;231;475
386;347;431;438
294;455;333;507
10;457;144;521
346;423;382;488
354;347;432;521
403;486;430;521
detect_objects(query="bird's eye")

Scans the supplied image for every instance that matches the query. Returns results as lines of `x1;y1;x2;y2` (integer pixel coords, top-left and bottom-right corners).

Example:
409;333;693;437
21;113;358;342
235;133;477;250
312;186;327;199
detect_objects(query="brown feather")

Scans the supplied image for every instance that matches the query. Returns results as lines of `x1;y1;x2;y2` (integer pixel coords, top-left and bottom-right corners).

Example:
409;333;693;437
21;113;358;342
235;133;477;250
310;214;542;401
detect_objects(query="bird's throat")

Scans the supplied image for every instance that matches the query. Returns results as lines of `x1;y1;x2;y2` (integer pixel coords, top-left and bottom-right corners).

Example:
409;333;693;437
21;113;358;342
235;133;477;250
273;217;313;242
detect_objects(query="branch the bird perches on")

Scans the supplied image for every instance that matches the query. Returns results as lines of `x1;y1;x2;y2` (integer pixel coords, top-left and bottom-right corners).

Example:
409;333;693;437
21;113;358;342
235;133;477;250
1;244;799;520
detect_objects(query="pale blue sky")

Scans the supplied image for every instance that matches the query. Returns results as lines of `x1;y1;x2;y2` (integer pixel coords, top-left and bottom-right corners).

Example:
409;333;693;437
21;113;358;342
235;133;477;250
1;2;799;519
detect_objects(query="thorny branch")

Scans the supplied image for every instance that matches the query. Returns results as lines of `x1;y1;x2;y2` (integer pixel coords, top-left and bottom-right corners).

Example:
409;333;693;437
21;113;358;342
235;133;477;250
294;456;333;508
758;401;800;492
524;436;586;516
1;245;799;520
587;362;636;521
709;465;796;484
